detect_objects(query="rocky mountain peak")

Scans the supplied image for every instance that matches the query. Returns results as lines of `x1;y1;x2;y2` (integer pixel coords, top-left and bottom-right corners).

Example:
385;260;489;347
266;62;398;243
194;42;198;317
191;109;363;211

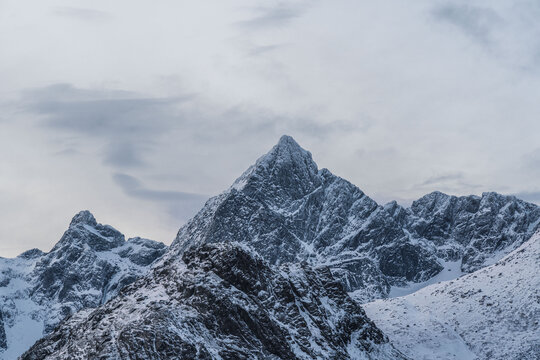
231;135;321;206
68;210;97;227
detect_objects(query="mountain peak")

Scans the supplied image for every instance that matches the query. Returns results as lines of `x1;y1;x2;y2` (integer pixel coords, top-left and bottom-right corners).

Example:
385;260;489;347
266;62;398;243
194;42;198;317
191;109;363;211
256;135;315;172
272;134;312;160
50;210;125;252
276;134;302;149
69;210;97;227
230;135;321;203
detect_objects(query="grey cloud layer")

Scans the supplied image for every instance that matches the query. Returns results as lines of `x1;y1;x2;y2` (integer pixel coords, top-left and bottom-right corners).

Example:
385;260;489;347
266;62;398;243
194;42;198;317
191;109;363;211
432;4;501;45
237;3;307;29
53;6;113;22
21;84;191;168
2;0;540;257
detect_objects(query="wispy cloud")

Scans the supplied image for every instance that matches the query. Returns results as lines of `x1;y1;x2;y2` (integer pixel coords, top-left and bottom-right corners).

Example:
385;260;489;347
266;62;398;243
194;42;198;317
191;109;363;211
431;3;502;45
413;171;482;194
513;191;540;204
237;3;307;29
420;172;464;186
21;84;193;169
53;7;113;22
522;148;540;173
113;173;208;220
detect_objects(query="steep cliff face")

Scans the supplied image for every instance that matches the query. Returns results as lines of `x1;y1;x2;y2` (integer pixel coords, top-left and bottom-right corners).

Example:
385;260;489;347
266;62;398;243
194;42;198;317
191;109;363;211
0;311;6;352
21;242;408;360
406;190;540;272
172;136;540;302
0;211;166;359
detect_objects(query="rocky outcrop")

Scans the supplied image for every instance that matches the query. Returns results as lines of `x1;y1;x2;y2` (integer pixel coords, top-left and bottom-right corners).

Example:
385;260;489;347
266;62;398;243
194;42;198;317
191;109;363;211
0;311;6;351
21;242;408;360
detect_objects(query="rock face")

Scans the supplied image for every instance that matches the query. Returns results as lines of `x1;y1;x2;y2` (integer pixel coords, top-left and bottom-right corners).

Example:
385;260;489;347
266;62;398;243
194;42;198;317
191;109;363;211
21;242;408;360
0;311;6;352
363;230;540;360
0;211;166;360
172;136;540;302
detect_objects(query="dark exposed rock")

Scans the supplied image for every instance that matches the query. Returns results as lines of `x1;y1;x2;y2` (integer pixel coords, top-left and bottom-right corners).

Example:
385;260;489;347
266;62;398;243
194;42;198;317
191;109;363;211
0;311;6;351
21;243;408;360
17;249;45;260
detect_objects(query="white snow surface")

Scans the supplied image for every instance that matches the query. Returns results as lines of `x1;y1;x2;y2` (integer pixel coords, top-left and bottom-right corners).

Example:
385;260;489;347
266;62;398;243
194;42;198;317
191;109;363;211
388;259;463;298
363;231;540;360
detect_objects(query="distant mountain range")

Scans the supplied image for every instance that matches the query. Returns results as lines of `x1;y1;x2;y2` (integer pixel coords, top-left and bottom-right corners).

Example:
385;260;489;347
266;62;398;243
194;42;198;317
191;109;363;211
2;135;539;359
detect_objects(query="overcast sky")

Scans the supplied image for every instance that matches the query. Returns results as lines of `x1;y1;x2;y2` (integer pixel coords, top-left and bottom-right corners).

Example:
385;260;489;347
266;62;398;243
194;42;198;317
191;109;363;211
1;0;540;257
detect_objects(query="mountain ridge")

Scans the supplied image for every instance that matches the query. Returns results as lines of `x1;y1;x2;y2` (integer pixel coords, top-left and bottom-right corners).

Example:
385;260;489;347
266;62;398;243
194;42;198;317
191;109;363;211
171;136;540;302
21;242;409;360
3;135;540;359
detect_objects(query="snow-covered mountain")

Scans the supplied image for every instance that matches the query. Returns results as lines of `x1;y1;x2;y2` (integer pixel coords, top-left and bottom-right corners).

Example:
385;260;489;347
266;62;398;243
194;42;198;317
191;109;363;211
172;135;540;302
21;242;408;360
363;230;540;360
4;135;539;359
0;211;166;359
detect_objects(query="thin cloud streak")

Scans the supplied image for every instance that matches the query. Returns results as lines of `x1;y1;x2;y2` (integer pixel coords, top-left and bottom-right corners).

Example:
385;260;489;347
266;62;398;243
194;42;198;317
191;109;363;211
113;173;208;221
53;7;113;22
237;3;307;29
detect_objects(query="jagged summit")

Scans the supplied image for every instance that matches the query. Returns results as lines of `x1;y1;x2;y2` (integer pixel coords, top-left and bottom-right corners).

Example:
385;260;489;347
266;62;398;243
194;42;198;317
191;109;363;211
270;134;314;163
230;135;320;204
17;248;45;260
52;211;125;252
69;210;97;227
173;138;540;302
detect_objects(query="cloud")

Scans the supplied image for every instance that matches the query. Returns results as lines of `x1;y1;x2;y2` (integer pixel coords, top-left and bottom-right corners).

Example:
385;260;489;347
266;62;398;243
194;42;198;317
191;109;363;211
20;84;192;168
413;172;482;194
113;173;208;220
431;3;502;45
420;172;464;186
53;7;113;22
522;148;540;173
247;44;286;56
237;3;307;29
512;191;540;205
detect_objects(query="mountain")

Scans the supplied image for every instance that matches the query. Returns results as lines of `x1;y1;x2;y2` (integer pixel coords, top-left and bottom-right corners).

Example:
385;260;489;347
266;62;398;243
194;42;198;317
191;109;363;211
4;135;540;359
172;135;540;302
363;230;540;360
0;211;166;359
21;242;408;360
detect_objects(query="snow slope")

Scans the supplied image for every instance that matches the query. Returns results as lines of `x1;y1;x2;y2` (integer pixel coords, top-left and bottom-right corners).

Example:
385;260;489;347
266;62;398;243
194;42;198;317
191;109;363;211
363;230;540;360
